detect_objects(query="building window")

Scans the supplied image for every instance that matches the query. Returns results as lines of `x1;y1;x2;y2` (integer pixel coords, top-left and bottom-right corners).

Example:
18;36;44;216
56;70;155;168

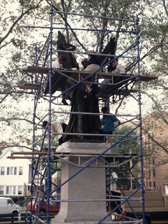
13;186;16;195
149;181;151;188
11;167;13;175
0;167;5;175
6;186;13;195
6;186;9;194
153;169;155;177
153;181;156;188
19;167;23;175
18;186;22;195
0;186;4;195
14;167;17;175
6;167;18;175
7;167;10;175
7;167;14;175
149;169;151;178
9;186;12;194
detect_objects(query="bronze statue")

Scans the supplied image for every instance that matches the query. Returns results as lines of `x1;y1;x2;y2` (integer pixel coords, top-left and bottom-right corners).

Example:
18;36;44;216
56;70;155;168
63;80;103;142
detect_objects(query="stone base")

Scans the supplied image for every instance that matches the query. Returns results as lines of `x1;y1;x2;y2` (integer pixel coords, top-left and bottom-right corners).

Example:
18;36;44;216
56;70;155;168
56;142;111;154
51;142;111;224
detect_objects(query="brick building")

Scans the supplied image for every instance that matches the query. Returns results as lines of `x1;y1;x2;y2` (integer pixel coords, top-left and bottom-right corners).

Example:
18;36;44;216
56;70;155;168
142;111;168;194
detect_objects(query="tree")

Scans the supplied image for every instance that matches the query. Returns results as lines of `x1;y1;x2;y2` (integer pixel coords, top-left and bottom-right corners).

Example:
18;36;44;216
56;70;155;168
0;0;168;158
108;125;140;190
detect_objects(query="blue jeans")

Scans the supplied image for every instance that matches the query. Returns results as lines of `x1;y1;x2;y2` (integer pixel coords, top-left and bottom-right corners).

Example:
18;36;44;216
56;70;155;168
99;79;111;94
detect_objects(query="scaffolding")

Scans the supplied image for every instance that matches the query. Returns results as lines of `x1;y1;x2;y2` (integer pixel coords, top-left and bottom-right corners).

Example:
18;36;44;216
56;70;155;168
15;3;158;224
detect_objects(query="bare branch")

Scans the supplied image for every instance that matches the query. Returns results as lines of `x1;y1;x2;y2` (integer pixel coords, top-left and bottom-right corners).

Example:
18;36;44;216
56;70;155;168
130;117;168;154
46;0;87;51
126;39;167;72
146;132;168;153
142;90;168;125
0;93;10;103
0;40;12;50
0;0;44;45
159;83;168;90
163;0;168;16
0;117;33;124
0;144;32;151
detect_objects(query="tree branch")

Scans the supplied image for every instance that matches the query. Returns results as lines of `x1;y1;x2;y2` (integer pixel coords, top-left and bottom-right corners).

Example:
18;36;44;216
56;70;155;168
0;117;33;125
0;0;44;45
0;93;10;103
141;90;168;125
163;0;168;17
0;144;32;151
46;0;87;51
126;39;166;72
130;120;168;154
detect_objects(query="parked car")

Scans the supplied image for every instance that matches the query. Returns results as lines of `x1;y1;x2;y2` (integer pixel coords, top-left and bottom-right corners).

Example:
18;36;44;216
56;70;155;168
27;199;60;213
0;197;21;216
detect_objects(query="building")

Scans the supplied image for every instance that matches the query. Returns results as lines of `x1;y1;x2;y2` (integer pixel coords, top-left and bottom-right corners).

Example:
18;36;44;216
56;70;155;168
0;147;32;197
142;111;168;194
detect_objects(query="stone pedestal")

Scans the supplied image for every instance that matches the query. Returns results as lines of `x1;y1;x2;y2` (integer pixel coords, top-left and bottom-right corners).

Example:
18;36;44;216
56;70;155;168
51;142;112;224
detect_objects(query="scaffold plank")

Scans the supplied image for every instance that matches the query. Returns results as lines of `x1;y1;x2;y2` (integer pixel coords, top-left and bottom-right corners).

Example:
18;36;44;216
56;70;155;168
10;151;138;157
23;66;158;81
7;156;39;159
17;83;40;90
23;66;49;74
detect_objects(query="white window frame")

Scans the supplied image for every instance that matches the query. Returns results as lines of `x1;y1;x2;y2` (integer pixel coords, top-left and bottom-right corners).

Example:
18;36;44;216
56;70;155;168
10;167;13;175
0;167;5;175
14;167;17;175
6;186;9;194
19;167;23;175
13;186;16;195
18;186;22;195
7;167;10;175
7;167;18;175
0;186;4;195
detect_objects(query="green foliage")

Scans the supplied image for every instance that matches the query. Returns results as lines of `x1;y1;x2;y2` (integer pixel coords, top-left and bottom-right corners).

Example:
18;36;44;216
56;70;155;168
112;125;139;154
109;125;140;190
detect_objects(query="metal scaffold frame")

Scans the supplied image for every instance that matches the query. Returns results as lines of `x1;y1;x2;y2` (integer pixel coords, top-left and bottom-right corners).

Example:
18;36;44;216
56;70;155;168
13;3;158;224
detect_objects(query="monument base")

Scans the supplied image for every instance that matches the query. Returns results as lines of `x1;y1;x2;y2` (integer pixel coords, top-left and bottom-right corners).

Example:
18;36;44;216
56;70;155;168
51;142;111;224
